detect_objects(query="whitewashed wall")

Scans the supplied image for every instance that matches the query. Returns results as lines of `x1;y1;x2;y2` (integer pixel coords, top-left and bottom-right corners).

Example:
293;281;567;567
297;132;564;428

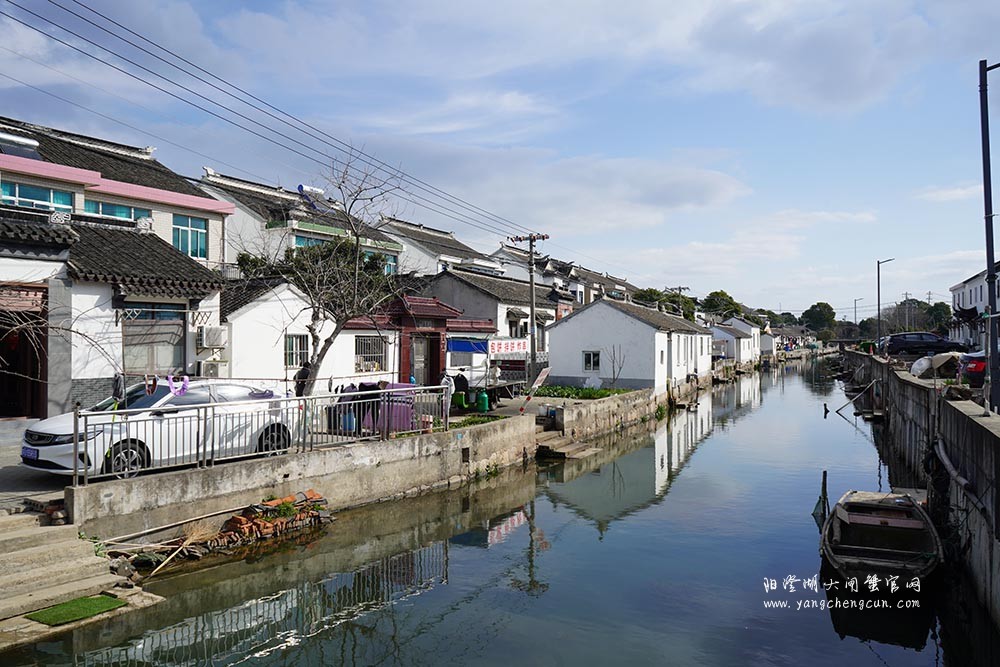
548;302;655;389
70;283;120;380
226;285;397;388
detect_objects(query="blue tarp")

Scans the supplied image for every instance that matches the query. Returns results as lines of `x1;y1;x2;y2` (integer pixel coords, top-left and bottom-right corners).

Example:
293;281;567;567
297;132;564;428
448;339;489;353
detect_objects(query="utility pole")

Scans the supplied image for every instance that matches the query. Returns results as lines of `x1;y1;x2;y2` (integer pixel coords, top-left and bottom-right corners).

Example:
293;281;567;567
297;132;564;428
510;233;549;383
980;58;1000;413
902;292;912;329
926;291;933;305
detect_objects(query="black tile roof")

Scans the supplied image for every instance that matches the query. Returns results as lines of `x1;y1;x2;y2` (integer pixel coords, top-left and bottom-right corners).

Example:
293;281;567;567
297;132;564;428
203;177;394;244
435;269;558;308
220;277;287;321
608;300;710;333
0;116;205;197
67;222;222;298
0;208;78;247
712;324;752;339
385;219;489;261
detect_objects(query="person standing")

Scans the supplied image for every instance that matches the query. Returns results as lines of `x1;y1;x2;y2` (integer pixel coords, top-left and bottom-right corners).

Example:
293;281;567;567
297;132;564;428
294;361;312;397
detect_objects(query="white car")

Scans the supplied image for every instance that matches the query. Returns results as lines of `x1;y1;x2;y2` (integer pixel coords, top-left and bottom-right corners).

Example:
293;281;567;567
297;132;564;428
21;381;298;479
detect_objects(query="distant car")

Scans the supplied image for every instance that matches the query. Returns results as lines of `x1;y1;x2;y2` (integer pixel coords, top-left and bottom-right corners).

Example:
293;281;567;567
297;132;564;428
883;332;967;356
21;381;295;478
960;351;986;388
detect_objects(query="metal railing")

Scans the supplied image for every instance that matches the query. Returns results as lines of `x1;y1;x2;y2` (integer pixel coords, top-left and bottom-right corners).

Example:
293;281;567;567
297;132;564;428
71;385;449;485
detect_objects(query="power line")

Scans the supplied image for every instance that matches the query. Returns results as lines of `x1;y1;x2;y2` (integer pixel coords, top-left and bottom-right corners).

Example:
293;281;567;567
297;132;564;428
42;0;539;239
0;3;525;242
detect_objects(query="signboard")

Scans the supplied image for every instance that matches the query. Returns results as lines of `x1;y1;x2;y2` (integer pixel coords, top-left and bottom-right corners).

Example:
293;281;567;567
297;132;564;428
519;367;551;415
488;337;529;356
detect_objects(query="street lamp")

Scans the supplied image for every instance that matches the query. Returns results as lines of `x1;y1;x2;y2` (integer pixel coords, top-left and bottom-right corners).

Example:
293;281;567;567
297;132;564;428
979;58;1000;412
876;258;894;351
853;297;864;326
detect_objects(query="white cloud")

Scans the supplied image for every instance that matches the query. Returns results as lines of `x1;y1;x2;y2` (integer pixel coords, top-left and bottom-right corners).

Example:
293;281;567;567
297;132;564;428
915;184;983;202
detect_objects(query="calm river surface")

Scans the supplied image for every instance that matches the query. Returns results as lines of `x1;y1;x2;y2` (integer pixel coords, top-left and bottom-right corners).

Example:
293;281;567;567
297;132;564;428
5;360;1000;666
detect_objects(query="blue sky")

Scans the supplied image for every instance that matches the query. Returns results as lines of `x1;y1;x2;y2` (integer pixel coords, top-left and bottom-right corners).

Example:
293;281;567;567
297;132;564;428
1;0;998;320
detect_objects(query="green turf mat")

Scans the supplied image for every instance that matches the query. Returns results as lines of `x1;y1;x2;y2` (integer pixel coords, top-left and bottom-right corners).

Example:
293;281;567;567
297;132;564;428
25;595;127;626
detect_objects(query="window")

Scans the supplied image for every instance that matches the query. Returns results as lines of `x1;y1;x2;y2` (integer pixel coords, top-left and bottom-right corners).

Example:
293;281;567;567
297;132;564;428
363;250;398;275
285;334;309;368
509;321;527;338
1;180;73;211
84;200;151;221
172;214;208;258
355;335;387;372
294;235;324;248
583;350;600;372
163;387;213;407
122;303;185;374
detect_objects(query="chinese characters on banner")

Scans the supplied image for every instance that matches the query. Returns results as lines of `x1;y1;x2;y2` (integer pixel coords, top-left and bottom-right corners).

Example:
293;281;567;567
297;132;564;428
488;338;530;356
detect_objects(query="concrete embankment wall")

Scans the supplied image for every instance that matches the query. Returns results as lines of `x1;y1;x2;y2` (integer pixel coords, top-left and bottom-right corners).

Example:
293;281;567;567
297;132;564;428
69;412;535;536
69;383;677;536
843;350;1000;628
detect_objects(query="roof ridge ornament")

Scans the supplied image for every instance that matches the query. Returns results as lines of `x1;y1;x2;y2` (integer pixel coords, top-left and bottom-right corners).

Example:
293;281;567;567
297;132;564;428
48;211;70;225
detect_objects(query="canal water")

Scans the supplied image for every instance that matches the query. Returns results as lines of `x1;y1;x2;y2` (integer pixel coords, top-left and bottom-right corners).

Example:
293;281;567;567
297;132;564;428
4;360;999;666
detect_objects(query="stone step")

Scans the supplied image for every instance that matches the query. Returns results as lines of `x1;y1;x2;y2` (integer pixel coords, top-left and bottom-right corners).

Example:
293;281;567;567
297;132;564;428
0;554;110;601
566;447;602;460
0;524;78;553
535;431;563;444
0;536;96;572
0;511;43;532
0;573;123;621
534;424;545;434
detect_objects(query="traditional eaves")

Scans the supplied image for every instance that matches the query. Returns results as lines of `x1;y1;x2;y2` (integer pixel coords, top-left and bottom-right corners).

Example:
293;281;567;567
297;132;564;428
0;208;79;247
546;298;709;333
220;277;288;322
0;116;205;197
202;172;395;244
67;222;222;298
712;324;752;339
385;219;489;261
436;269;558;308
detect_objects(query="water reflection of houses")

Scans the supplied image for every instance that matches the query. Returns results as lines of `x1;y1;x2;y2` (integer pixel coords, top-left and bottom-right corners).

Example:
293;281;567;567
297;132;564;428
543;399;713;536
80;542;448;667
712;375;761;426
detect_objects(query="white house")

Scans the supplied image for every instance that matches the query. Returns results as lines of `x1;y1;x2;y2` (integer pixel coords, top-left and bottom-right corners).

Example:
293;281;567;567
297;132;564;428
200;168;401;274
723;317;761;362
491;244;638;304
0;117;233;265
546;299;712;395
220;279;399;392
948;264;995;348
1;207;225;419
381;218;502;276
760;331;777;357
711;325;755;365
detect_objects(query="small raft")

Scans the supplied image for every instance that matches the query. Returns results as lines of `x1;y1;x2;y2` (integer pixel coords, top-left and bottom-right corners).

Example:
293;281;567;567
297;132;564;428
821;490;943;580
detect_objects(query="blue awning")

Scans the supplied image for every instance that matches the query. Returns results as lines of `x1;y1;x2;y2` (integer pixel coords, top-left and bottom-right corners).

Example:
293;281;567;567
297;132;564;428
448;339;489;353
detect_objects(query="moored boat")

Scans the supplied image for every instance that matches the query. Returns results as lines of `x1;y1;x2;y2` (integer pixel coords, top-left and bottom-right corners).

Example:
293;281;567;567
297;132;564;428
821;490;943;581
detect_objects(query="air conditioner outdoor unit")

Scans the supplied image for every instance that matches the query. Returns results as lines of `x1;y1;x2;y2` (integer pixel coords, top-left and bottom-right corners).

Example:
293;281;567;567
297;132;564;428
198;325;228;349
198;360;228;378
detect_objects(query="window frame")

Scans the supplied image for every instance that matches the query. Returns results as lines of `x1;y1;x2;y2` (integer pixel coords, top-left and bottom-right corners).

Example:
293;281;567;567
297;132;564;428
84;199;152;221
1;180;73;212
583;350;600;372
172;214;208;259
284;334;309;368
354;335;387;373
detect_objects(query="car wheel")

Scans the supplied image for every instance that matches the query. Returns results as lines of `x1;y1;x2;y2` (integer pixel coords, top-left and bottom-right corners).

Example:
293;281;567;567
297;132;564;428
102;441;148;479
256;426;290;456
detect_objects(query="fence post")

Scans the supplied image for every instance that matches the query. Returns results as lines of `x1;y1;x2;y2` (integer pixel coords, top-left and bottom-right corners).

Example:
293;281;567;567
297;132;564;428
72;402;80;487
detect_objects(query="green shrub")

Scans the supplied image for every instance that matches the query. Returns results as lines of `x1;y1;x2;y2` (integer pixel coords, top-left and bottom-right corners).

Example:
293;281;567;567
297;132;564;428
534;386;632;400
654;404;667;421
455;415;506;428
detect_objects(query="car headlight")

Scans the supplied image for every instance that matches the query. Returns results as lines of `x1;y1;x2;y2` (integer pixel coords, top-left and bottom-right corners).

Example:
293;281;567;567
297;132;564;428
50;427;104;445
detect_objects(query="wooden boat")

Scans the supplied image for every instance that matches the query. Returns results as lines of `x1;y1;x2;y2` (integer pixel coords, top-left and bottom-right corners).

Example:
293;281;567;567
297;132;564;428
821;490;943;580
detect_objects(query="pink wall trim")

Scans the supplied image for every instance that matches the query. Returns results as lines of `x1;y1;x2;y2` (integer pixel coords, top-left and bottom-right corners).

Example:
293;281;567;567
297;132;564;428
0;154;234;216
0;154;101;186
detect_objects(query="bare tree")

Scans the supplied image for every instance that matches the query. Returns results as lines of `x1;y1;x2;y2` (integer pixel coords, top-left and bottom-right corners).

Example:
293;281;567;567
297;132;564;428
603;344;627;388
237;148;412;395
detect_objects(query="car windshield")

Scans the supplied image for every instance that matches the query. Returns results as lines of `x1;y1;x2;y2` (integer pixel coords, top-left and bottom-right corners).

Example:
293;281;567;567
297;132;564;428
91;384;171;411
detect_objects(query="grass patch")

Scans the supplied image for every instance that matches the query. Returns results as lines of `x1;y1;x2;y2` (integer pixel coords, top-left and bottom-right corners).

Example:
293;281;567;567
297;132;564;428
26;595;127;626
534;386;632;400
